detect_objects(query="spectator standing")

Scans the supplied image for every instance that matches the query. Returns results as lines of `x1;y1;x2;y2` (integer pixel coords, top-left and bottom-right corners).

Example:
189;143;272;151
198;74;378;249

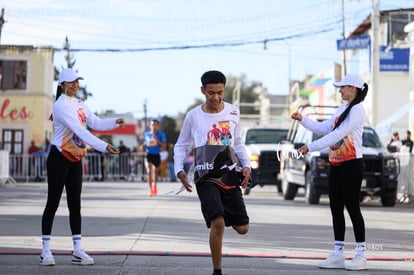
167;143;177;182
387;132;402;153
40;68;125;266
159;149;168;182
118;140;130;178
28;140;40;180
41;138;51;155
39;138;51;180
142;119;167;196
401;130;413;153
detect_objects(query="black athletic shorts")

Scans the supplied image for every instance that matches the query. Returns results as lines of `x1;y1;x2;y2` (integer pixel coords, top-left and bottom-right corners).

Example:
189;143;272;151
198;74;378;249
146;153;161;168
195;179;249;228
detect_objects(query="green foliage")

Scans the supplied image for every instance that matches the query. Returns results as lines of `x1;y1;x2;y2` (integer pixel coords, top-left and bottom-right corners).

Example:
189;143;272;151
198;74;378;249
186;98;204;112
54;36;91;101
159;115;180;144
184;73;261;115
224;73;261;114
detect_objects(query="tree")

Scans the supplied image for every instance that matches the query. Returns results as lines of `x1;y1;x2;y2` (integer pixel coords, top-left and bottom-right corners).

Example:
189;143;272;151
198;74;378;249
54;36;92;101
185;98;204;113
224;74;261;115
159;115;180;144
182;73;261;115
174;74;262;133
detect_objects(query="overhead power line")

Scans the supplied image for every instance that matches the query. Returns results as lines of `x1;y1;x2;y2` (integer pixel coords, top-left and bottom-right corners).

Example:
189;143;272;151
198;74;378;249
58;27;337;53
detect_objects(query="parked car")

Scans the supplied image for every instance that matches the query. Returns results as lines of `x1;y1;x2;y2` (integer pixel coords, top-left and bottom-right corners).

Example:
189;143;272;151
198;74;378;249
241;127;288;194
279;105;400;206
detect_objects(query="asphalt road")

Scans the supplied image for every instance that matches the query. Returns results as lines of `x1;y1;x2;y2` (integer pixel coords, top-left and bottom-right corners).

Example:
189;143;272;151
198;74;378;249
0;180;413;275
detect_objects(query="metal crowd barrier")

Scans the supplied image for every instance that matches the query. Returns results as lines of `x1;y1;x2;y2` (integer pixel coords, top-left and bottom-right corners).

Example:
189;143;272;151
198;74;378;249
1;150;15;184
394;152;414;203
7;152;147;183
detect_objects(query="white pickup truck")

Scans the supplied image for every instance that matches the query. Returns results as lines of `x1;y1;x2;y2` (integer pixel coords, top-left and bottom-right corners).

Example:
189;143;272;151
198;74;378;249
241;127;288;194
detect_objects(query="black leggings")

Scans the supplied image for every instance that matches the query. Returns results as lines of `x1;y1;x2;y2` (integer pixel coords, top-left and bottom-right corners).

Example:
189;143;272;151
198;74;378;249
41;146;83;235
328;158;365;243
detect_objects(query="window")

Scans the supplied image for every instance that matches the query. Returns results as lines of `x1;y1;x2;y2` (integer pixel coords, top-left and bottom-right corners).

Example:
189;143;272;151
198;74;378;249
2;129;24;154
245;129;288;145
388;12;414;44
362;127;382;148
0;60;27;91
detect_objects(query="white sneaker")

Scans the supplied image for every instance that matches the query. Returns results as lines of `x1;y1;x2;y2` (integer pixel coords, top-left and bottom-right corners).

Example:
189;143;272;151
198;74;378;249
40;250;55;266
318;252;345;269
346;253;367;270
72;249;94;265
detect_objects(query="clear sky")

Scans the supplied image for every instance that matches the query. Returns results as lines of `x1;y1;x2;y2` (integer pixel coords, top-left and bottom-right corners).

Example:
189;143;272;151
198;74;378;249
1;0;413;118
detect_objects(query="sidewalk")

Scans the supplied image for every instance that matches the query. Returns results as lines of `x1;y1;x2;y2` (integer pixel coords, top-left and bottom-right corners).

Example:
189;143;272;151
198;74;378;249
0;181;413;275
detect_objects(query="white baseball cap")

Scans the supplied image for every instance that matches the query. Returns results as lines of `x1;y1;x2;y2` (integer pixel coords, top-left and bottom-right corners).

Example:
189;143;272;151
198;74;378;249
58;68;84;84
333;74;364;89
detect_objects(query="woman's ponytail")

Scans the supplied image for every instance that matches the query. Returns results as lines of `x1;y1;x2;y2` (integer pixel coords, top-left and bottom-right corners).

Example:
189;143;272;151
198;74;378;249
49;85;64;121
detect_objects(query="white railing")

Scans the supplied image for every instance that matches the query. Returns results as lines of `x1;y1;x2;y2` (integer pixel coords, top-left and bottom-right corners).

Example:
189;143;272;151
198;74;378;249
7;152;147;182
1;150;15;184
394;152;414;203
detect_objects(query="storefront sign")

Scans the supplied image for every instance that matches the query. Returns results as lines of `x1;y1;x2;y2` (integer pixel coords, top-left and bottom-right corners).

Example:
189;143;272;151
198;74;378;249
0;98;33;120
379;46;410;72
337;35;370;50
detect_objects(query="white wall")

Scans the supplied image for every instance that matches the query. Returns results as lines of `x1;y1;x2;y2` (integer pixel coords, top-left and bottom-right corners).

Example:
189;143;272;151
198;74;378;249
377;73;410;136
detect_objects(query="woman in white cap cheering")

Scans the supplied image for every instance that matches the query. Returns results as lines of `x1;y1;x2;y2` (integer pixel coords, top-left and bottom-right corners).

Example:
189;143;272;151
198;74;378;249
291;74;369;271
40;68;125;266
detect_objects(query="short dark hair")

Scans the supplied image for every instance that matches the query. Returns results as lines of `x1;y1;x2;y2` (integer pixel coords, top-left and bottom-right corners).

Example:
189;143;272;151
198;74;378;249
201;70;226;87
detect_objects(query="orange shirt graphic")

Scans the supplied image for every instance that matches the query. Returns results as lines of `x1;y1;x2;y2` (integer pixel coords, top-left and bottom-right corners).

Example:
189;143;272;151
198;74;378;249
328;117;357;166
61;108;88;162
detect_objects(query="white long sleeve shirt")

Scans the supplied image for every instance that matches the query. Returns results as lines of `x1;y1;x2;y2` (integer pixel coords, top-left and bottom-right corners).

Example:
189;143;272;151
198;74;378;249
174;102;250;176
300;103;365;165
51;94;118;162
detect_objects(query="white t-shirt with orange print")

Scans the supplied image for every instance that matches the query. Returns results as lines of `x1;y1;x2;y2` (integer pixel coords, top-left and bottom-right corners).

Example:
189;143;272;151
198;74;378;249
174;102;250;176
300;103;365;165
51;94;118;162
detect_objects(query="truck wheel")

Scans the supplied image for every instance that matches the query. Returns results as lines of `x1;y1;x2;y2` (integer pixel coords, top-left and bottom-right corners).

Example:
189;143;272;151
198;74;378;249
305;172;320;204
276;180;282;193
283;181;298;200
381;190;397;207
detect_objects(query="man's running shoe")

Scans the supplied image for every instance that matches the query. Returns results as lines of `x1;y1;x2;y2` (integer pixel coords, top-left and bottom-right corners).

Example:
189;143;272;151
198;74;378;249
152;186;158;196
39;250;55;266
346;253;367;270
72;249;94;265
318;252;345;269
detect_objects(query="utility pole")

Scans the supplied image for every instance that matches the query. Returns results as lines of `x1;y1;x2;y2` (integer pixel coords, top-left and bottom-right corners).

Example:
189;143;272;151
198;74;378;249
0;8;5;43
371;0;380;126
143;99;148;131
283;39;292;93
341;0;347;75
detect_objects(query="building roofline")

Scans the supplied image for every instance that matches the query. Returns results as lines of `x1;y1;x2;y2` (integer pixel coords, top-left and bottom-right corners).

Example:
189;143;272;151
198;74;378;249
0;44;55;52
348;8;414;38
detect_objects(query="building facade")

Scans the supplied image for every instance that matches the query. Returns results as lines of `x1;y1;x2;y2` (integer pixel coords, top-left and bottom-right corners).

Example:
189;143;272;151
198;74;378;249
0;45;55;155
345;9;414;140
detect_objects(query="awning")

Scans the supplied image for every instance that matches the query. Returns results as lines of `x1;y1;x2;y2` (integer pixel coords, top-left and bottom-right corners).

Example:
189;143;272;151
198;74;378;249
92;124;137;135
